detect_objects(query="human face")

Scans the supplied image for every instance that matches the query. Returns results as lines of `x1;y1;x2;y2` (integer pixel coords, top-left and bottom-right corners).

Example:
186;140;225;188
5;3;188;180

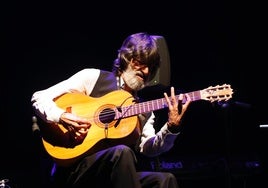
122;58;149;91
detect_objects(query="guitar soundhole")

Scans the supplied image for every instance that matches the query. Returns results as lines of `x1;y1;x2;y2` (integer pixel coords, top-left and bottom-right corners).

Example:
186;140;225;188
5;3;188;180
99;108;115;124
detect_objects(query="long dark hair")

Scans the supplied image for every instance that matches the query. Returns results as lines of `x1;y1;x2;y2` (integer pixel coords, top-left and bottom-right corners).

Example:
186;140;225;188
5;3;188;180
112;32;161;82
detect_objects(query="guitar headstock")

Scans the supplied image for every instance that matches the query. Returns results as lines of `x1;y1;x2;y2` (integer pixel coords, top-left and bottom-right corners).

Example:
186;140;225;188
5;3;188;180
200;84;233;102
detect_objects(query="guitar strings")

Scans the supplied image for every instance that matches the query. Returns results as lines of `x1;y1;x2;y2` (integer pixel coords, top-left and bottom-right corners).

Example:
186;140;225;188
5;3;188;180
80;85;232;123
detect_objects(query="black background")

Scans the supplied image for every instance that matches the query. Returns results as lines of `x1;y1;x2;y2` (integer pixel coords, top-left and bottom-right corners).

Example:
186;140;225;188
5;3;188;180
2;0;267;187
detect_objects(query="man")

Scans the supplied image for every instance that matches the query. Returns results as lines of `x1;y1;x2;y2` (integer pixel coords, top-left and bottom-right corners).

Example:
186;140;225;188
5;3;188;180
31;32;191;188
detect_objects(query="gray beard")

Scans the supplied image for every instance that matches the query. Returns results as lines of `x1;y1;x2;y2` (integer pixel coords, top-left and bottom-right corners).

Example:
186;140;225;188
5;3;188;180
122;66;145;91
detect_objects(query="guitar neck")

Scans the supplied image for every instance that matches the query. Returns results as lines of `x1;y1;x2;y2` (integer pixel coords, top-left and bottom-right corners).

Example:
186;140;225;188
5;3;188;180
116;83;233;119
120;90;201;118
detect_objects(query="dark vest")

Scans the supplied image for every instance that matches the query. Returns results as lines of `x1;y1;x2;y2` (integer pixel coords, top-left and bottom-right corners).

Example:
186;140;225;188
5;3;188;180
90;70;118;98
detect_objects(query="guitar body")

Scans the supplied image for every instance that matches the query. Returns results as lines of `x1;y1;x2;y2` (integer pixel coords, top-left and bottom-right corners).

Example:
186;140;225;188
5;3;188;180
41;90;140;166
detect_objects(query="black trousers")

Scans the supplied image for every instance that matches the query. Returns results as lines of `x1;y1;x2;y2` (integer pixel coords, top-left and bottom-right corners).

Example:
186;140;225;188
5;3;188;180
51;145;179;188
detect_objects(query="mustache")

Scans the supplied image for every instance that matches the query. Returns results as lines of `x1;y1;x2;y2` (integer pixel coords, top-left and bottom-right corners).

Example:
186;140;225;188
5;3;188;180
136;71;148;81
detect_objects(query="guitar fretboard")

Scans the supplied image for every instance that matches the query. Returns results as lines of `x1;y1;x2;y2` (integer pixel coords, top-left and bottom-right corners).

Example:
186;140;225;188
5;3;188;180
119;90;201;118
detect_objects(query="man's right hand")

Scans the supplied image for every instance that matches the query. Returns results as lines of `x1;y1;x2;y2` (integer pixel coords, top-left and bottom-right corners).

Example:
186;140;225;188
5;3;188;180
60;112;91;143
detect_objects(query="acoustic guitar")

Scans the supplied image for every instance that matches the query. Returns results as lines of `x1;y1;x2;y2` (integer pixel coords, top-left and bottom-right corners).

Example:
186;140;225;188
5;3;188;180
40;84;233;166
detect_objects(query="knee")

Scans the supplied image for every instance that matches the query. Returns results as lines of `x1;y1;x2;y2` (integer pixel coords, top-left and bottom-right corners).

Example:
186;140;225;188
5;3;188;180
113;145;136;162
116;144;130;150
116;145;134;155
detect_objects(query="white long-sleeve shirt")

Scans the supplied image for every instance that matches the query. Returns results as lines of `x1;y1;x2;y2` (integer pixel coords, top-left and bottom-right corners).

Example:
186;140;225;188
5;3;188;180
31;68;180;157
